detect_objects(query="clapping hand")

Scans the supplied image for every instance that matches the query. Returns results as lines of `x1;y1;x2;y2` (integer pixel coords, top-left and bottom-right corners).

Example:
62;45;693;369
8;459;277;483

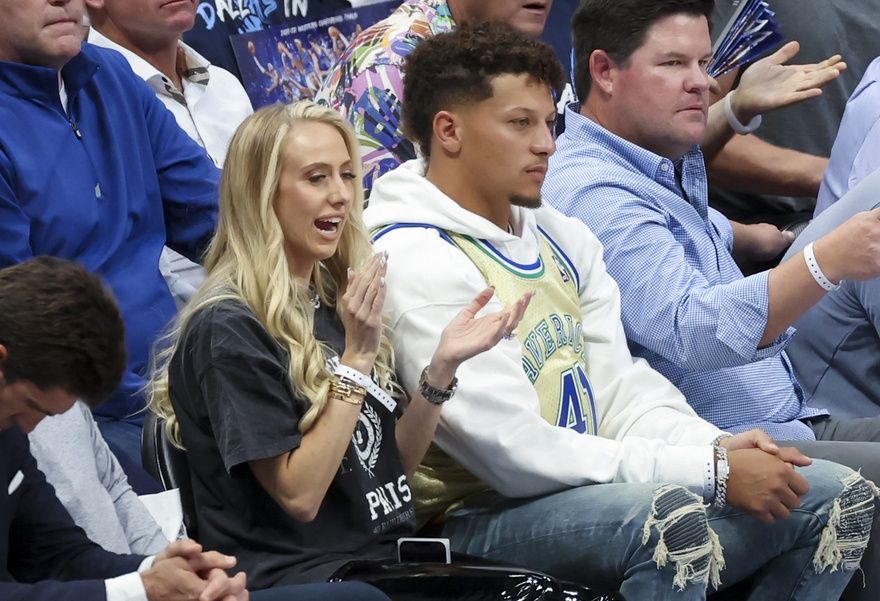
815;207;880;283
731;41;846;122
426;287;533;385
339;252;388;375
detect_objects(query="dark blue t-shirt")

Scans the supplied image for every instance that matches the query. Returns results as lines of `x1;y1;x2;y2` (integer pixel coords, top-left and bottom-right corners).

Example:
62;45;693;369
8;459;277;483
169;298;415;587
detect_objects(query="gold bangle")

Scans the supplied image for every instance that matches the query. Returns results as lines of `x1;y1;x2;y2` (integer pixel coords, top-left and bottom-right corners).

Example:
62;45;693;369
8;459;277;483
335;374;363;389
330;392;364;406
329;377;367;397
329;377;366;406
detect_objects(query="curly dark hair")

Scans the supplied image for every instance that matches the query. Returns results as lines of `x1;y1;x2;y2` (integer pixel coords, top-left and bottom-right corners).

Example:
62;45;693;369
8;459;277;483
572;0;714;100
402;22;564;159
0;257;126;407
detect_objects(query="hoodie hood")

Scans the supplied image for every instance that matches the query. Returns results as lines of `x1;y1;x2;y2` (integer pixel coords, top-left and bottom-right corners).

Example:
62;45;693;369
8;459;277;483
365;159;532;243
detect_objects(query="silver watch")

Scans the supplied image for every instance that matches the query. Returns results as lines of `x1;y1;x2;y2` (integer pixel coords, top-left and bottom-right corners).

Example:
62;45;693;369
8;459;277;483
418;366;458;405
713;445;730;509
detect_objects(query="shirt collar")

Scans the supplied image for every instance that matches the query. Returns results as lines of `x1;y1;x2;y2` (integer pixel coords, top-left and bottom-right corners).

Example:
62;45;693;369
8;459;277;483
565;103;695;177
0;43;98;108
562;103;707;208
86;29;210;100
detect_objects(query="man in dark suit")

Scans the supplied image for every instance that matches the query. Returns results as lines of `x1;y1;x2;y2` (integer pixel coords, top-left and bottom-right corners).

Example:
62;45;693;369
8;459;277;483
0;257;249;601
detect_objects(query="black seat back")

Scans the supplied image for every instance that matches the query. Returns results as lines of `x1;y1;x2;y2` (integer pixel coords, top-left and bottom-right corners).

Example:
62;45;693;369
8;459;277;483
141;411;199;539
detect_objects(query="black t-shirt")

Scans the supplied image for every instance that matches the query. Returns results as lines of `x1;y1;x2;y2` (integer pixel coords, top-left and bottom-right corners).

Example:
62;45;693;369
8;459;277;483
168;299;415;588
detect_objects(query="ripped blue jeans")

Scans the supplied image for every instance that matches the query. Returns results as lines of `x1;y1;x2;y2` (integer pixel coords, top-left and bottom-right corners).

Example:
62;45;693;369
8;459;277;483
442;460;875;600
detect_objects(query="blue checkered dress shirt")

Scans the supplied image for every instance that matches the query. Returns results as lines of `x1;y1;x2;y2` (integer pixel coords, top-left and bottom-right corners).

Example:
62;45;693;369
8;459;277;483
543;105;826;441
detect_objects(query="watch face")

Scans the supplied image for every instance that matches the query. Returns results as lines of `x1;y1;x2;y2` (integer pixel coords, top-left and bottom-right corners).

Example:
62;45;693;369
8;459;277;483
718;460;730;479
418;367;456;403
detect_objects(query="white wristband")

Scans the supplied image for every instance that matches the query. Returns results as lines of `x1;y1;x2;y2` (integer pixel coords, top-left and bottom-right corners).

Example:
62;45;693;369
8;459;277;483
330;359;398;413
703;452;715;503
724;91;762;134
803;242;841;291
332;362;371;388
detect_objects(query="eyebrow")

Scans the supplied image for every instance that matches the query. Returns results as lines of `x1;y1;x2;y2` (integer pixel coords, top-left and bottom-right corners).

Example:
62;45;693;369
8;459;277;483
506;106;558;120
660;51;714;61
301;160;353;171
25;397;56;417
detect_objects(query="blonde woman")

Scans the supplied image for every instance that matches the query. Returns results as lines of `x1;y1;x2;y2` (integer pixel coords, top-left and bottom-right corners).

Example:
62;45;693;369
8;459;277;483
149;101;529;590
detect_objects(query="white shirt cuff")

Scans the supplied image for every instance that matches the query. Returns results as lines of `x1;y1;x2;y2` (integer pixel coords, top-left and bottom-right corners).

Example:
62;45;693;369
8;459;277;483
104;556;155;601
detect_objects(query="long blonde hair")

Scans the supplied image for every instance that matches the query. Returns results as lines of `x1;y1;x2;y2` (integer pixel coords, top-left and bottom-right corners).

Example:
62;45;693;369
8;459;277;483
149;101;397;447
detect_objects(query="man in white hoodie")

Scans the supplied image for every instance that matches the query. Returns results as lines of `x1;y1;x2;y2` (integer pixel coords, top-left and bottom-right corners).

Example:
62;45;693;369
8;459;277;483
364;23;874;601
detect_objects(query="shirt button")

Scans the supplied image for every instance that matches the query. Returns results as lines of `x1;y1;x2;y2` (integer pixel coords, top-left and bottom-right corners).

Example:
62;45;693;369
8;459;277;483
660;163;670;172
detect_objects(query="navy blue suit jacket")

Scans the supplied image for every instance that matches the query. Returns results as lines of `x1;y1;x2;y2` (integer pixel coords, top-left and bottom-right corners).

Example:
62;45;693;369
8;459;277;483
0;427;145;600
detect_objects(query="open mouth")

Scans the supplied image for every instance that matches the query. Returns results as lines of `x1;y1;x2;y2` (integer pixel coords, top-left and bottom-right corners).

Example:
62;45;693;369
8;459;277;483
315;217;343;234
522;2;548;13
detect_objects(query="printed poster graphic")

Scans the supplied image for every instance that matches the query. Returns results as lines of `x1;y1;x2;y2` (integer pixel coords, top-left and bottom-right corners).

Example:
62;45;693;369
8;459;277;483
230;1;397;108
185;0;355;78
709;0;782;77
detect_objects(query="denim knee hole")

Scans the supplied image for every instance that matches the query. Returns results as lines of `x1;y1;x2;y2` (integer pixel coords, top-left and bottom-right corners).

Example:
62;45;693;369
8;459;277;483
641;484;724;590
813;472;880;574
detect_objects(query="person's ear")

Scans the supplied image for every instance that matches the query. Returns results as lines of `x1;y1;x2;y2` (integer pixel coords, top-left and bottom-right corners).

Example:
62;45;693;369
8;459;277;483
84;0;106;11
431;110;463;156
0;344;7;385
589;49;617;96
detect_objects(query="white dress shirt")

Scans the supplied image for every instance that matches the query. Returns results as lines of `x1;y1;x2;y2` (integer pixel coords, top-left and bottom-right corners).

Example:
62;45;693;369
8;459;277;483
87;28;254;304
87;28;252;167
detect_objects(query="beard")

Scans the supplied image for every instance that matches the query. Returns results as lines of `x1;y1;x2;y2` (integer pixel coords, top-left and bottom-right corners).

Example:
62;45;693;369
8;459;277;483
509;194;542;209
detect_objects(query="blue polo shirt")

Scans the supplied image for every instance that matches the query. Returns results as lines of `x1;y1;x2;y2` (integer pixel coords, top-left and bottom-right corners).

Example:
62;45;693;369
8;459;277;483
0;43;219;423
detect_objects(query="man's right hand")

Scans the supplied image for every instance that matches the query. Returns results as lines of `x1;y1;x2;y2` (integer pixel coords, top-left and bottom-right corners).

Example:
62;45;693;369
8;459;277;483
814;208;880;283
731;41;845;122
725;447;810;523
142;541;248;601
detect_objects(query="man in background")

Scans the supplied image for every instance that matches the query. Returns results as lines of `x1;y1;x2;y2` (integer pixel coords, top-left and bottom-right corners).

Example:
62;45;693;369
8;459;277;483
0;256;247;601
318;0;554;194
0;0;219;490
86;0;253;305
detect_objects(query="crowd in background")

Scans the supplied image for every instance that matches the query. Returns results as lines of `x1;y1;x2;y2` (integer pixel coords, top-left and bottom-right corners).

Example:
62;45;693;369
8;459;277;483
2;1;880;601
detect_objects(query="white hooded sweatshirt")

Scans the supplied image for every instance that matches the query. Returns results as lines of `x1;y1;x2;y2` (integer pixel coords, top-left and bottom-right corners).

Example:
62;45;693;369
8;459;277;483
365;159;722;513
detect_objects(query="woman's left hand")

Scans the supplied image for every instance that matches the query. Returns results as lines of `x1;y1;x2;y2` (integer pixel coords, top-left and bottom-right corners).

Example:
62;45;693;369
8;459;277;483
426;288;532;386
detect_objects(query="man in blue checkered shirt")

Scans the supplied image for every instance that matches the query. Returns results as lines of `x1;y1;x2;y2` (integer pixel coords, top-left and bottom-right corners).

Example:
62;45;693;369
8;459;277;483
544;2;880;599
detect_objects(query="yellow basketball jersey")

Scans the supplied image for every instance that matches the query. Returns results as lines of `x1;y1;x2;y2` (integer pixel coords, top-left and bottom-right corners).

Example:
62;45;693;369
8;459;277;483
412;227;599;524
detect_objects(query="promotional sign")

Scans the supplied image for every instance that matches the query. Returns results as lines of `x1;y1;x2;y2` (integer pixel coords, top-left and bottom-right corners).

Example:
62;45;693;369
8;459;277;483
230;1;398;108
184;0;583;115
185;0;362;78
